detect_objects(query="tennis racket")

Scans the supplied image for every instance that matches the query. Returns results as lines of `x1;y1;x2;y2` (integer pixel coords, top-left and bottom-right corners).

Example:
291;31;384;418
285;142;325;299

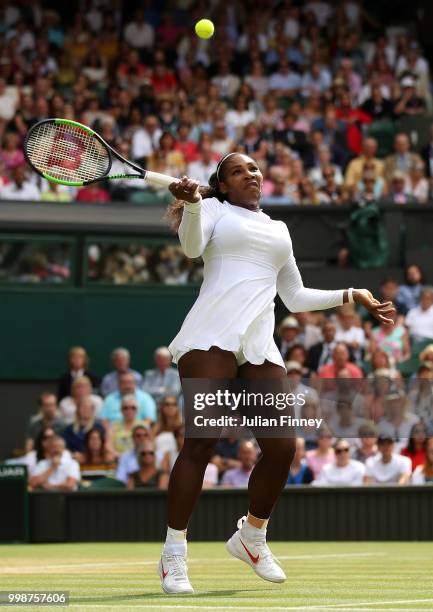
24;118;177;188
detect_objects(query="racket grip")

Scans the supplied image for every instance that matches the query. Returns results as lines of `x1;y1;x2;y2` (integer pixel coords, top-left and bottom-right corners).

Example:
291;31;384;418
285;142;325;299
144;171;177;188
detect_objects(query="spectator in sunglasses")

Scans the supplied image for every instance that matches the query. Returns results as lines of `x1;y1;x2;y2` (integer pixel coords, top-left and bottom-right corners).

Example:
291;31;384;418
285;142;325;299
108;394;146;457
127;441;168;490
313;439;365;486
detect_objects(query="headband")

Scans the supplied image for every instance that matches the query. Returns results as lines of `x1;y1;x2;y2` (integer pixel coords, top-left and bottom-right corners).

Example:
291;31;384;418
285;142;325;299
216;152;238;181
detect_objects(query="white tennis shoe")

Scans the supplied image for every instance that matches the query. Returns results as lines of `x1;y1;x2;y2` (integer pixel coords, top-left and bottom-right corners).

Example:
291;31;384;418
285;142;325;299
226;516;286;583
158;554;194;594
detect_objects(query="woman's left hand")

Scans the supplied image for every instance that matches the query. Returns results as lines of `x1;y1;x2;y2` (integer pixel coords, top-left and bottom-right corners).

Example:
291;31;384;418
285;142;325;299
353;289;396;325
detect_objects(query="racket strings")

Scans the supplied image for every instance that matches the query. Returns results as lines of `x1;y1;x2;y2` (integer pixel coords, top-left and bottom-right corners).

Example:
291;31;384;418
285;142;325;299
26;122;110;183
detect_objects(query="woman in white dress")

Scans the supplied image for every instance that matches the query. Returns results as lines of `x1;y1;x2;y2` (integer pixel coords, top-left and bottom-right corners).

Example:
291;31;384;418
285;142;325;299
157;152;395;595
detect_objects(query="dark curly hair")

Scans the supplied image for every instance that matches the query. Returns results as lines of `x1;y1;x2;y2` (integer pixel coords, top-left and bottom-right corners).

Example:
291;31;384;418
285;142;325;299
164;153;240;232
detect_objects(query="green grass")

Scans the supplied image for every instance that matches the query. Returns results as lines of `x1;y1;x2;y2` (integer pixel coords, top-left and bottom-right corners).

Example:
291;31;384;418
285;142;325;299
2;542;433;611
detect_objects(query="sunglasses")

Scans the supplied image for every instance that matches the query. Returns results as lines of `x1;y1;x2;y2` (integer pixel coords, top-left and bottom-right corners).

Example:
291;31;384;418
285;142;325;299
42;434;54;439
335;448;350;454
134;431;149;437
122;405;137;410
140;451;155;456
163;401;178;406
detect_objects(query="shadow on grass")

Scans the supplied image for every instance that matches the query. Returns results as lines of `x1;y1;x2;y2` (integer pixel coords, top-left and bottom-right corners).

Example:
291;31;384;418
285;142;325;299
71;587;269;604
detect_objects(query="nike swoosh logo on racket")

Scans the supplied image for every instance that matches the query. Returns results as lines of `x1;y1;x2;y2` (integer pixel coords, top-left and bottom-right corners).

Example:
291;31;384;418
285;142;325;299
240;539;260;564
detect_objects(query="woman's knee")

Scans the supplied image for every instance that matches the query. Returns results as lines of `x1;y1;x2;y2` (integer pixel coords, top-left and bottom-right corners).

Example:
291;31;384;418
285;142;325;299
180;438;218;464
257;438;296;466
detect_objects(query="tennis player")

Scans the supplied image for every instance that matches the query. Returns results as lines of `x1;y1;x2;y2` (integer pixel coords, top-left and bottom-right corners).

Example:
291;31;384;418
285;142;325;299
157;152;394;594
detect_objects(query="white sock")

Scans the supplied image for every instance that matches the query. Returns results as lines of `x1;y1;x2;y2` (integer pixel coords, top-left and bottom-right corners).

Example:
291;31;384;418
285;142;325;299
163;526;187;556
241;519;268;540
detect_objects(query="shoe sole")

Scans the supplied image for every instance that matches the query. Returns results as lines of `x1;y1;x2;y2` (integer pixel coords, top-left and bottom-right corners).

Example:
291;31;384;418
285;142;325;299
225;538;286;584
157;562;194;595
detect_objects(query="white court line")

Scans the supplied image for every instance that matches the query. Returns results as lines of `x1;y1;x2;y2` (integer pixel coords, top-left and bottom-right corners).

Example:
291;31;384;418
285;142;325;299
318;599;433;609
0;552;385;574
67;600;433;611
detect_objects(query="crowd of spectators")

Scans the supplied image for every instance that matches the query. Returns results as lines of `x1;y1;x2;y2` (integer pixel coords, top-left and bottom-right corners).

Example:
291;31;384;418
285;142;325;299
6;262;433;490
0;0;432;207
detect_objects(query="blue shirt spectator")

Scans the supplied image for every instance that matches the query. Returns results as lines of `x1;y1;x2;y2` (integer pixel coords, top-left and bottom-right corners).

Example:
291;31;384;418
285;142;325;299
100;347;143;397
101;371;156;423
142;346;181;403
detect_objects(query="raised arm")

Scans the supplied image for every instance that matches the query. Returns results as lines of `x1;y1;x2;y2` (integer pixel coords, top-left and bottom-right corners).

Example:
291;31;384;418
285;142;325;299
169;177;219;258
277;247;395;323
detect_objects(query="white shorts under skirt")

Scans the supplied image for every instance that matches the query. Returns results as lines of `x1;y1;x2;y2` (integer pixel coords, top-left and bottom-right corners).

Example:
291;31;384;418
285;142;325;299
175;345;249;367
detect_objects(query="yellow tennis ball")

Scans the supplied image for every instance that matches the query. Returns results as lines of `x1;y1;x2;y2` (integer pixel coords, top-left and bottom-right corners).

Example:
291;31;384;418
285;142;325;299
195;19;214;39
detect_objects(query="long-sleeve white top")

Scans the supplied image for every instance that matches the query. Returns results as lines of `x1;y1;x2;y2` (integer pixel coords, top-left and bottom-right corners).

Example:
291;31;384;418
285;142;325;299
168;197;344;368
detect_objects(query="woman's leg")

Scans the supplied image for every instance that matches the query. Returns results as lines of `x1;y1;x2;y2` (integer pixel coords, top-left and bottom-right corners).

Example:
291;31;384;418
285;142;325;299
237;360;295;518
224;360;294;583
168;346;238;529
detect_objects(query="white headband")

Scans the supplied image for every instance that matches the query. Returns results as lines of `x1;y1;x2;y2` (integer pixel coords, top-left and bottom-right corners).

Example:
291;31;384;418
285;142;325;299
216;152;239;181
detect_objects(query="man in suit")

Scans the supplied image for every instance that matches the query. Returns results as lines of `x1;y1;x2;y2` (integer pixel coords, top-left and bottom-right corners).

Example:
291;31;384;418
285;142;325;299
307;320;338;373
384;133;422;183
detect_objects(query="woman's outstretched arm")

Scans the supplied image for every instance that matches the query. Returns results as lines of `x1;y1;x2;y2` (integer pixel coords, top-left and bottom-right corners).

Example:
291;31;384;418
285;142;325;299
277;249;395;324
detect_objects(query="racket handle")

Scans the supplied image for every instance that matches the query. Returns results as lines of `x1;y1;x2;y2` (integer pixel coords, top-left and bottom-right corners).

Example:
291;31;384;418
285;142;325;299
144;171;177;188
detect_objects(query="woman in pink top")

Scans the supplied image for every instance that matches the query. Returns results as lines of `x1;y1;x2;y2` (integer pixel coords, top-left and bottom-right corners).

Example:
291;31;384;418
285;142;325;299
0;132;25;173
306;428;335;479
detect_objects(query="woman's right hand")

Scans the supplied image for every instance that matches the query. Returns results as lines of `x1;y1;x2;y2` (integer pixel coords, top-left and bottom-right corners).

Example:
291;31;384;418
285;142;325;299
169;176;201;203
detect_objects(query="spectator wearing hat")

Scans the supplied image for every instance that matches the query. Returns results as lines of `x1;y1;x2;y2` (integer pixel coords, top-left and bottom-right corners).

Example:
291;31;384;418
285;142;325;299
286;438;314;485
100;347;143;397
142;346;181;404
405;287;433;343
344;137;384;190
384;134;422;184
313;438;365;486
400;423;428;471
394;76;426;117
57;346;100;402
377;391;420;451
353;423;379;463
318;343;363;379
412;438;433;484
364;436;412;484
276;316;301;359
381;171;418;205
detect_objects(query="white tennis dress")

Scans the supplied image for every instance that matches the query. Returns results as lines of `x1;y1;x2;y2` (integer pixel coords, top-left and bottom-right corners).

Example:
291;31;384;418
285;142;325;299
168;197;345;369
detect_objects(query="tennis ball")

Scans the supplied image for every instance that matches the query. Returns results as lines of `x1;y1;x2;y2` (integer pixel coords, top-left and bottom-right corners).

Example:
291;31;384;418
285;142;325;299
195;19;214;39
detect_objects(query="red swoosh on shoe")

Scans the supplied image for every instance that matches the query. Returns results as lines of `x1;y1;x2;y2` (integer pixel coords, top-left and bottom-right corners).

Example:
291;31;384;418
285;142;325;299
161;563;168;579
240;538;260;564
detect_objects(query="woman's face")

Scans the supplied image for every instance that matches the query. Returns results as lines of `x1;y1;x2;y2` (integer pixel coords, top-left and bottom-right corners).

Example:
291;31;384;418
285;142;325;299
88;431;102;452
70;350;86;370
407;265;422;285
219;154;263;207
